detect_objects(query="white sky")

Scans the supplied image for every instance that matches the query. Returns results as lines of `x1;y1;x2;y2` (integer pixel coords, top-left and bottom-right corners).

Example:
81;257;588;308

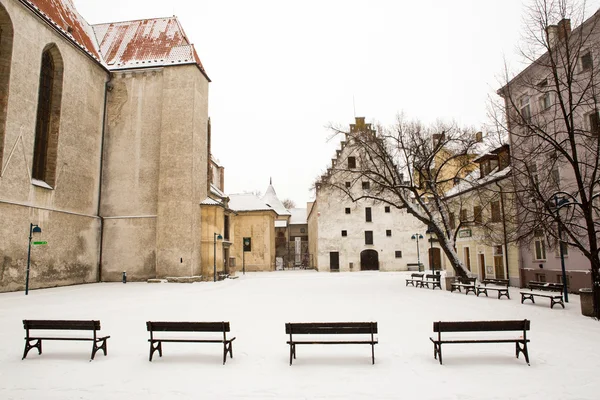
74;0;600;207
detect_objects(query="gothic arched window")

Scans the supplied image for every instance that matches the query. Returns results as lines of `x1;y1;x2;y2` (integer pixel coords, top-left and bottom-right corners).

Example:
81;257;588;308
0;4;14;171
32;45;63;186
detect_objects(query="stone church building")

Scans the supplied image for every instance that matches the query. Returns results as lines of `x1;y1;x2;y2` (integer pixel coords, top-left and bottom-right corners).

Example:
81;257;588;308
0;0;212;291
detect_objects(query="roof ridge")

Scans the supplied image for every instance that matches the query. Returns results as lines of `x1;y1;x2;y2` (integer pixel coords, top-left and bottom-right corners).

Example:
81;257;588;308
92;15;178;27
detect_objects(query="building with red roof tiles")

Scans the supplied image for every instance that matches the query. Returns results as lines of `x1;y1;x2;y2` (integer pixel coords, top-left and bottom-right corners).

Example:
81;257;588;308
0;0;216;291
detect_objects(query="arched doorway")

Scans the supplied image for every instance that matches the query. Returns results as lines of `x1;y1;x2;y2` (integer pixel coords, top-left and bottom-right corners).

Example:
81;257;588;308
360;250;379;271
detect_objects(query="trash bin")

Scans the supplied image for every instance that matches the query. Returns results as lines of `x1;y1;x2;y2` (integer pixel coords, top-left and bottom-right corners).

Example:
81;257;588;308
444;276;454;291
580;288;594;317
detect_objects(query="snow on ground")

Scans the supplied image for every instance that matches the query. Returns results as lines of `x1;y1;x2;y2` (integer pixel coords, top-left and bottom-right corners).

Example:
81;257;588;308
1;271;599;399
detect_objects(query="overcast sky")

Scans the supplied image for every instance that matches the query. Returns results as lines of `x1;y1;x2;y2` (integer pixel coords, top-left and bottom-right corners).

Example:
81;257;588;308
74;0;600;207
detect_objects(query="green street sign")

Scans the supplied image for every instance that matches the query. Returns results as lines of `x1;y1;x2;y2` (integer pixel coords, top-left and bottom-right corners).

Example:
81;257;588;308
32;241;47;246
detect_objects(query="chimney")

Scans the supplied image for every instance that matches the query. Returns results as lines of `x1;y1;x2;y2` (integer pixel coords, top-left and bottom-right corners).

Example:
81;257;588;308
219;166;225;192
557;18;571;41
546;24;558;47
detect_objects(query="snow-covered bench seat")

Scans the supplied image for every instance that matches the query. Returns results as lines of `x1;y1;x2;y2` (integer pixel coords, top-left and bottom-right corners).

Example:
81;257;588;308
450;277;477;295
22;319;110;361
430;320;531;365
420;273;442;290
285;322;378;365
520;281;565;309
405;273;424;286
476;278;510;299
146;321;236;364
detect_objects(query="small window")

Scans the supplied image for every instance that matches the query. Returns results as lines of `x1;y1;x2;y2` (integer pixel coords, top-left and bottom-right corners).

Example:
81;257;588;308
535;273;547;283
557;274;569;286
551;168;560;187
449;213;456;230
491;201;501;222
345;207;351;214
395;251;402;258
341;230;347;237
473;206;482;224
348;156;356;169
530;164;540;188
581;51;593;71
386;230;392;237
539;92;551;110
557;241;568;257
345;181;351;188
365;231;373;245
459;208;468;222
519;95;531;123
384;206;390;213
534;237;546;261
362;181;370;190
365;207;372;222
588;111;600;136
300;228;306;234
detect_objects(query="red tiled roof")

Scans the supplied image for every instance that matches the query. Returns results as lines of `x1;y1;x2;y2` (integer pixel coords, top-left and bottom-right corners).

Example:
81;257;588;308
22;0;101;60
93;17;209;78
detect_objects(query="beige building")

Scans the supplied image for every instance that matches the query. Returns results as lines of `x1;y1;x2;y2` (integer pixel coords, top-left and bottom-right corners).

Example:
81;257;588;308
0;0;212;291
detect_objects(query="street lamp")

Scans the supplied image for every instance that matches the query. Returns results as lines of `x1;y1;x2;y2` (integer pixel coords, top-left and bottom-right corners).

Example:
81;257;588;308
213;233;223;282
425;225;435;273
553;195;570;303
26;223;42;295
411;233;424;272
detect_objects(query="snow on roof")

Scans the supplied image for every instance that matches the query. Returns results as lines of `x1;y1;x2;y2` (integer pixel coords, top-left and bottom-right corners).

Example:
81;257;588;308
92;17;209;77
274;220;287;228
228;194;275;213
445;166;511;198
210;184;226;199
289;208;307;224
200;197;222;206
261;184;291;216
24;0;102;61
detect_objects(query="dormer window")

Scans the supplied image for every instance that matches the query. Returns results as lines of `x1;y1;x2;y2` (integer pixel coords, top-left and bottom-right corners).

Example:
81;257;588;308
348;156;356;169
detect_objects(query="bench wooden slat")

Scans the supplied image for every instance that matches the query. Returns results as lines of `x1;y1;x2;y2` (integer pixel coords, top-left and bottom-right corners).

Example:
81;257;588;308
285;322;377;334
146;321;230;332
24;320;100;330
287;340;378;345
433;320;530;332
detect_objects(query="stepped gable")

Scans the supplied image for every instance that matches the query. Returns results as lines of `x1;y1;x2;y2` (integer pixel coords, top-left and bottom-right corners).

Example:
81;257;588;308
261;183;291;216
92;16;209;78
23;0;101;60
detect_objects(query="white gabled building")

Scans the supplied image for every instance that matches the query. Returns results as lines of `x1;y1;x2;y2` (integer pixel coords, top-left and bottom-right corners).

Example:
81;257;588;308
308;117;428;273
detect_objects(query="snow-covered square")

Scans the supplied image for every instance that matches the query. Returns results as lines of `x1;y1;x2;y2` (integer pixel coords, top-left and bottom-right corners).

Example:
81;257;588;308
1;271;599;399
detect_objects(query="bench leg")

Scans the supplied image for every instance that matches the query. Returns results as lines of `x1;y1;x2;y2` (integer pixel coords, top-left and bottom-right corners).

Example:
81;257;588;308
22;339;42;360
433;283;441;290
91;338;108;361
289;344;296;366
432;342;442;365
223;341;234;365
551;298;565;309
521;293;534;304
149;341;162;362
516;341;530;365
499;290;510;300
371;343;375;365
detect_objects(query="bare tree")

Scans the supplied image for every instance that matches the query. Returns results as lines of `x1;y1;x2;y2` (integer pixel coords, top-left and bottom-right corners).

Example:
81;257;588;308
317;116;481;279
493;0;600;318
282;199;296;209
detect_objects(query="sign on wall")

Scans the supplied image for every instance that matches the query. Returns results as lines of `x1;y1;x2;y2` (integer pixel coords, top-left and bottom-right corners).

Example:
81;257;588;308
458;229;472;238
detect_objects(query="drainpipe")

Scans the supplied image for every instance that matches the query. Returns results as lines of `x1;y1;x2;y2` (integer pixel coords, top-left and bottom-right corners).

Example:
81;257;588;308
97;77;112;282
495;181;510;284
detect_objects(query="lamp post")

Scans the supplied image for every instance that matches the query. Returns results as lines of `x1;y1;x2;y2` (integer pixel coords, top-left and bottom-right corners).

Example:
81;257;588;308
425;226;435;273
553;195;570;303
26;223;42;295
213;233;223;282
411;233;424;272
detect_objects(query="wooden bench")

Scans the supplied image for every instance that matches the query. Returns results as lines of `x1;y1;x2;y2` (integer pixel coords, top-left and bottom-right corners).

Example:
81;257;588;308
146;321;236;364
430;320;531;365
476;278;510;299
22;320;110;361
520;281;565;309
420;273;442;290
405;273;424;287
450;277;477;295
285;322;378;365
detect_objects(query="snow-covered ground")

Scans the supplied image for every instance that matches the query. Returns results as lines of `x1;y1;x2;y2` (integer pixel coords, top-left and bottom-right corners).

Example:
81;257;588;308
1;271;599;399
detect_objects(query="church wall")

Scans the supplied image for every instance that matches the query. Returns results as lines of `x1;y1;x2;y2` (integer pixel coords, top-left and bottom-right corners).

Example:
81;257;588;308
0;0;108;292
155;65;209;278
100;68;164;281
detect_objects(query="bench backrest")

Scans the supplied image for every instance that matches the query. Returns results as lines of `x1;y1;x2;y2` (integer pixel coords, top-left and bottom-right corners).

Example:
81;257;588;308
529;282;563;293
433;320;530;333
482;278;509;287
23;320;100;331
425;274;440;281
411;273;424;278
285;322;377;335
146;321;230;332
456;277;477;284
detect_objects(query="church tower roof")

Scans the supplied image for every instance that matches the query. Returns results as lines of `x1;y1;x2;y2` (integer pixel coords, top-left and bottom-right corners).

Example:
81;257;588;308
261;180;291;217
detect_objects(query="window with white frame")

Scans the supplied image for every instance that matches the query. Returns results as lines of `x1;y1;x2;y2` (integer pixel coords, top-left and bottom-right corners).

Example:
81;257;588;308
519;95;531;123
581;51;593;71
588;111;600;136
539;92;551;110
534;230;546;260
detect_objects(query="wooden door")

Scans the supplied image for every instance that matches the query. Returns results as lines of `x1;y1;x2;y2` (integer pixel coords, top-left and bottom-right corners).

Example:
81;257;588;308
360;250;379;270
330;252;340;271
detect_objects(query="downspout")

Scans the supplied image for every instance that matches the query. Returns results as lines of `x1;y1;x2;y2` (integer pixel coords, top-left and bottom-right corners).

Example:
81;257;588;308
97;77;112;282
495;181;510;284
